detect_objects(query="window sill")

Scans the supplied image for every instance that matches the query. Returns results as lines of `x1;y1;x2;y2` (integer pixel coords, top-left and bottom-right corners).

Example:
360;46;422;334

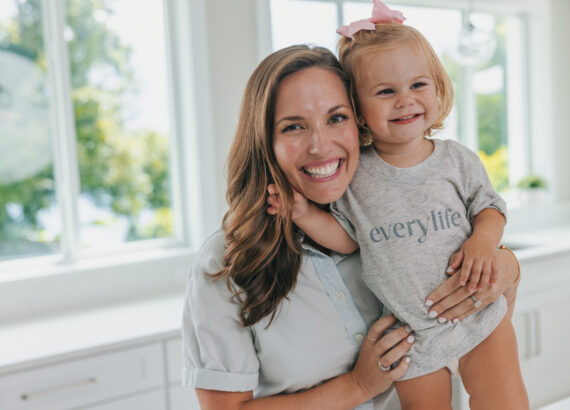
0;293;183;375
0;245;195;324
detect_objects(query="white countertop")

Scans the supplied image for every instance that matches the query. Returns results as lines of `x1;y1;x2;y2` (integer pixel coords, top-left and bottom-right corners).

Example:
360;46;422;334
0;293;184;375
504;225;570;262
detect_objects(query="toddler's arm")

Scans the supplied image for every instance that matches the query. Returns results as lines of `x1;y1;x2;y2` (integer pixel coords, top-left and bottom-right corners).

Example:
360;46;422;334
451;208;506;292
267;184;358;254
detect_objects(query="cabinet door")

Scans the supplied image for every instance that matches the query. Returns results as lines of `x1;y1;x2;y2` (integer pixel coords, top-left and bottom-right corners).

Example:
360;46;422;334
169;385;200;410
83;389;166;410
0;343;164;410
514;291;570;408
165;338;200;410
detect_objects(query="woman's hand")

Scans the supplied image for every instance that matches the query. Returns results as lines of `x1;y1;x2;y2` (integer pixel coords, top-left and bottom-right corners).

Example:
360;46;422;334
350;315;414;400
424;248;519;323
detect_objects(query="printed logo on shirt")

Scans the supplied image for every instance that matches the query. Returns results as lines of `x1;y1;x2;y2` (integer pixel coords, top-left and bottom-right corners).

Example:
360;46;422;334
368;208;463;244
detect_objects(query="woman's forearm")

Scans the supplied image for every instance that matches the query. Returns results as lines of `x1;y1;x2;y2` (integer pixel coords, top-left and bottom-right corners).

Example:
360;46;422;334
246;373;370;410
196;372;371;410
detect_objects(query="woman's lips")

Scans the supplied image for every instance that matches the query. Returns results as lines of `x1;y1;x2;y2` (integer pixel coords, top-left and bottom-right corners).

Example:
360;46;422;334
301;159;343;180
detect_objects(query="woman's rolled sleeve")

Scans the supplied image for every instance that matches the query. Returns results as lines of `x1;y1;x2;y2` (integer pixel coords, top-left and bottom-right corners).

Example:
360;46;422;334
182;236;260;392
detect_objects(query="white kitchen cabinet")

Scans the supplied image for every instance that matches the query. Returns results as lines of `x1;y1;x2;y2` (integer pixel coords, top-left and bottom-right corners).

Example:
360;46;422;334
169;385;200;410
0;343;164;410
165;337;200;410
514;289;570;408
83;389;166;410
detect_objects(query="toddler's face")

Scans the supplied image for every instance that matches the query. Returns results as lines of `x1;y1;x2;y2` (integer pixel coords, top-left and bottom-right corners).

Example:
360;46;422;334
355;44;439;153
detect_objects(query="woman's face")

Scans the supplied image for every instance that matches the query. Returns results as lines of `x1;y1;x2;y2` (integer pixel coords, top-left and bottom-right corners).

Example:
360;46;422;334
272;67;360;204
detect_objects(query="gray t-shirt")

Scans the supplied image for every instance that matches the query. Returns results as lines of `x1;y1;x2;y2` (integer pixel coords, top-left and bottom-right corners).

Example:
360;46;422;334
331;139;507;380
182;229;400;409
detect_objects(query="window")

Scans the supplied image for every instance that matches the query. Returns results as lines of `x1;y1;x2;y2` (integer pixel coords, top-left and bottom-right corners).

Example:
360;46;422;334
0;0;191;265
268;0;530;196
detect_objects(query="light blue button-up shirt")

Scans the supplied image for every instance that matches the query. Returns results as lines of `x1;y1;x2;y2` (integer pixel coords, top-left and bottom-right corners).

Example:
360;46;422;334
182;230;400;409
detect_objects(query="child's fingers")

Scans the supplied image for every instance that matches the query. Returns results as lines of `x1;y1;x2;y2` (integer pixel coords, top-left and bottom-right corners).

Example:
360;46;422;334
267;184;278;195
459;258;473;287
446;251;463;274
467;259;483;292
477;261;492;291
266;193;278;206
266;193;281;215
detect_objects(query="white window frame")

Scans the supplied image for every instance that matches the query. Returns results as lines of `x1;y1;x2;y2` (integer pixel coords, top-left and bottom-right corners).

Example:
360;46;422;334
0;0;218;321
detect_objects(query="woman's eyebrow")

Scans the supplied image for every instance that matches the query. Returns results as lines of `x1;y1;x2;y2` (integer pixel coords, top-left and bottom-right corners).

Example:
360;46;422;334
328;104;351;113
274;115;304;126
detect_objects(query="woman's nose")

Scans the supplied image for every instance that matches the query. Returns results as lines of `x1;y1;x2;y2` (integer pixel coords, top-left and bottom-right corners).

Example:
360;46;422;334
308;127;331;155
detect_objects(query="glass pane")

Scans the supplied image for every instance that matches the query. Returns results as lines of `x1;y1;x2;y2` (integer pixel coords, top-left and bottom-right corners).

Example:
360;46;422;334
65;0;174;249
0;1;61;261
472;14;510;192
270;0;338;52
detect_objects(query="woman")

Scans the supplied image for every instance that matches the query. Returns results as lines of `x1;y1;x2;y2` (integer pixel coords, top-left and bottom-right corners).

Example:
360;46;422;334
182;45;520;409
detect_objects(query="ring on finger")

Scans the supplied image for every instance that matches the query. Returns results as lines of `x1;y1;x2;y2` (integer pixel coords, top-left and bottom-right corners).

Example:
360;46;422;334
469;293;482;308
378;359;390;372
367;335;378;344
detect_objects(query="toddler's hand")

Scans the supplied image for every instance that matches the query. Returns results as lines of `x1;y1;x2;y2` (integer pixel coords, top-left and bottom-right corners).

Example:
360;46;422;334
453;232;498;292
266;184;309;221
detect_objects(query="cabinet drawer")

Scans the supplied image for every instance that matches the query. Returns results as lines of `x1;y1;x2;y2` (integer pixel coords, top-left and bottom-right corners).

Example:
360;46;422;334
0;343;164;410
84;389;166;410
166;337;182;384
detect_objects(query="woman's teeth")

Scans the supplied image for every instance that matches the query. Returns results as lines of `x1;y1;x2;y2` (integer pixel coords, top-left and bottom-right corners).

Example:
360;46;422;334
303;160;340;178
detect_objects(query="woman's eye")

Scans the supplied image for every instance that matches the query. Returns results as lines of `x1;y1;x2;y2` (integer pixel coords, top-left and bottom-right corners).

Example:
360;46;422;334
329;113;348;124
377;88;394;95
281;123;303;133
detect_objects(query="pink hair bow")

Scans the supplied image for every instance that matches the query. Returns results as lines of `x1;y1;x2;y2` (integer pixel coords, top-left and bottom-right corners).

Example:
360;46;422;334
336;0;406;38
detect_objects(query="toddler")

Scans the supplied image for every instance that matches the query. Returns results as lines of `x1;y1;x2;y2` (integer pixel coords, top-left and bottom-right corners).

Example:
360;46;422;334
268;1;528;408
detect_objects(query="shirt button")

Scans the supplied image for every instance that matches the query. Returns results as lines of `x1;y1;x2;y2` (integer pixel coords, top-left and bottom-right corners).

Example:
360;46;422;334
337;291;345;300
355;333;364;342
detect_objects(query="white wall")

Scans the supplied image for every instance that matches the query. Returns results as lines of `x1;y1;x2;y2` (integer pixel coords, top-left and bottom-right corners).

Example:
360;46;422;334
550;0;570;201
201;0;260;223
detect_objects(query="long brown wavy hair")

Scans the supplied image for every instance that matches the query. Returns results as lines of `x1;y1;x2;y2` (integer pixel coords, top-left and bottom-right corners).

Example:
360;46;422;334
210;45;352;327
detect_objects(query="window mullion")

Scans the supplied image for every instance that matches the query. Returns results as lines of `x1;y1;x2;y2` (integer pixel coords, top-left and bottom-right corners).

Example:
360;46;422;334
335;0;344;32
163;0;188;247
256;0;273;60
41;0;81;262
460;65;478;152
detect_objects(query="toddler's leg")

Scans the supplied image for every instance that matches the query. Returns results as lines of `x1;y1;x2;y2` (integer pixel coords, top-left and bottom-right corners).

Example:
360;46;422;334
395;368;452;410
459;316;529;410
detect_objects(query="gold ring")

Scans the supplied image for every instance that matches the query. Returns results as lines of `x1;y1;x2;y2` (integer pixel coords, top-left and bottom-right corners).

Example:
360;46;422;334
367;335;378;343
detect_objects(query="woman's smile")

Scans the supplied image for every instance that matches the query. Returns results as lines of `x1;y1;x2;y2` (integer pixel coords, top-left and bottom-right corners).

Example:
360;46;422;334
301;158;344;180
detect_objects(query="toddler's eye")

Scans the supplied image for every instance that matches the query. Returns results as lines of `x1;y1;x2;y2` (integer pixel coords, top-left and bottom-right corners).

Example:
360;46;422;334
411;82;426;89
329;113;348;124
377;88;394;95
